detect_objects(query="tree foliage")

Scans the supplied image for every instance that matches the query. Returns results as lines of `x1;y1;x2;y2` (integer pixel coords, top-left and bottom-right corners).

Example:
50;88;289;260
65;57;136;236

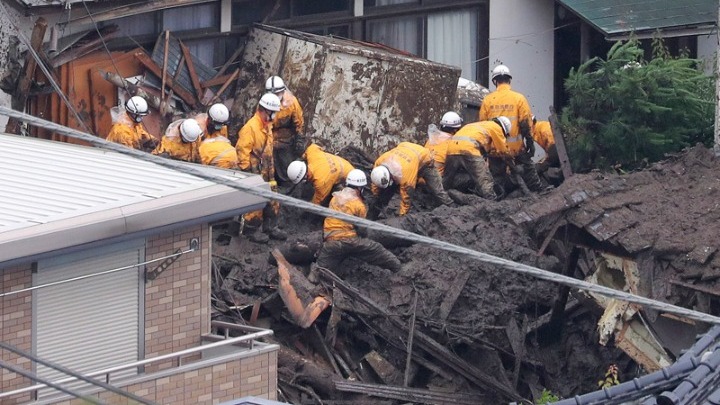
560;38;714;171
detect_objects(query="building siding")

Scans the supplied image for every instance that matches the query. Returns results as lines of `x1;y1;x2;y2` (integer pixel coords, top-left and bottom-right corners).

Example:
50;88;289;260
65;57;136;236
0;223;278;404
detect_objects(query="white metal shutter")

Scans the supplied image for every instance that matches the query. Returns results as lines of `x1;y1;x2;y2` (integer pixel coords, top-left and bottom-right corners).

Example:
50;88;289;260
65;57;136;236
35;239;144;397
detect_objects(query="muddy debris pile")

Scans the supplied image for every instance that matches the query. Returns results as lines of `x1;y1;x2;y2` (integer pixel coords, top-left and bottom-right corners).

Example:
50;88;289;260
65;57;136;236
211;144;720;404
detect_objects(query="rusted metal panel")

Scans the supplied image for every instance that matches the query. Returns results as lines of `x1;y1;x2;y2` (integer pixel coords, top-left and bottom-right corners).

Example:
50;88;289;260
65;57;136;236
233;24;461;156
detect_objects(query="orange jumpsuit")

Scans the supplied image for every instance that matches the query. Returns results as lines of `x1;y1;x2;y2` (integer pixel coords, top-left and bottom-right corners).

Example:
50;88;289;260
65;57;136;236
272;91;306;183
532;120;555;152
151;119;199;162
480;84;543;192
371;142;450;216
317;187;401;272
199;126;239;169
106;112;156;151
479;83;533;157
424;125;453;176
236;111;279;225
444;121;510;199
304;143;355;205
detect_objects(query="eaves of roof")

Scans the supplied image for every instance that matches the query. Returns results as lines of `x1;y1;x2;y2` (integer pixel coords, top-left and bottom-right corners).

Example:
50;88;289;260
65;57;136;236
0;133;267;266
556;0;717;39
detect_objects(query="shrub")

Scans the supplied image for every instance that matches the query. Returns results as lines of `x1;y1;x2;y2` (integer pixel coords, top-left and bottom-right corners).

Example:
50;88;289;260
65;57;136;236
560;38;714;172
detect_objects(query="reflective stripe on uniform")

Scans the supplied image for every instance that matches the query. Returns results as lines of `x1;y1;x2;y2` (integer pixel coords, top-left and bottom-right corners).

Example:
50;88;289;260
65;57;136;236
211;148;235;165
452;136;480;148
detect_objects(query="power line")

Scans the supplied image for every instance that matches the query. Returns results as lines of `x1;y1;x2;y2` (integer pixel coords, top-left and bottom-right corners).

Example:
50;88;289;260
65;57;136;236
0;248;195;298
0;341;157;405
2;106;720;326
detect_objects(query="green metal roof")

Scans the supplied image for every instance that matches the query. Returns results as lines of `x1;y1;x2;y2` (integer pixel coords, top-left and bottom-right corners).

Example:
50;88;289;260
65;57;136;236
557;0;717;38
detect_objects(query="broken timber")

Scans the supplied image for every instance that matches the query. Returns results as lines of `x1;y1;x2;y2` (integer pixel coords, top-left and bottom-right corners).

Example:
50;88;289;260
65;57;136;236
334;381;484;405
6;17;47;135
315;266;524;402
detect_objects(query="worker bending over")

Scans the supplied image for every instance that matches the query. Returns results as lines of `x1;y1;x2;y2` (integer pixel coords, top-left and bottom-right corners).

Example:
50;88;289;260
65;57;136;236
425;111;463;176
369;141;452;217
236;93;287;243
152;118;202;162
532;116;562;186
286;143;355;206
313;169;401;280
107;96;157;151
480;64;543;194
199;103;239;169
443;117;512;199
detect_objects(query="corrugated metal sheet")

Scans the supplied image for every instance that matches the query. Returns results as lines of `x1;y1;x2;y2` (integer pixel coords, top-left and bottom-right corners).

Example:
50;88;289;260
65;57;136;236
35;240;143;399
558;0;716;36
0;133;263;236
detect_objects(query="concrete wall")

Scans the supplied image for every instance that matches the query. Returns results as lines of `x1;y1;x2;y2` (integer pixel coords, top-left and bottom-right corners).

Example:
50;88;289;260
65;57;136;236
489;0;555;120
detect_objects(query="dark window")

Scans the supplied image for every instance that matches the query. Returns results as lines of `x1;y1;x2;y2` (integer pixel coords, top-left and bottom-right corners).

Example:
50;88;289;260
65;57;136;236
293;0;350;16
232;2;271;26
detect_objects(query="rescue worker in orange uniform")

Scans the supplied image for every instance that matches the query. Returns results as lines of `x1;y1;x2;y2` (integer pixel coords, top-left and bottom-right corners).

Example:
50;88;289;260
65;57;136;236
265;76;306;186
151;118;202;162
443;117;512;200
313;169;401;280
106;96;157;151
425;111;463;176
479;65;543;194
369;142;452;217
199;103;239;169
236;93;287;243
532;115;562;186
286;143;355;206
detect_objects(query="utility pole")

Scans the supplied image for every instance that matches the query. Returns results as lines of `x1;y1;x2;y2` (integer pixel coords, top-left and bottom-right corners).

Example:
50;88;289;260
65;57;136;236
715;0;720;155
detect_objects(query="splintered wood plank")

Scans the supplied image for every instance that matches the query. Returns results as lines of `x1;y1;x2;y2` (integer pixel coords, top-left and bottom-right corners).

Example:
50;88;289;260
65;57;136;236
438;271;471;321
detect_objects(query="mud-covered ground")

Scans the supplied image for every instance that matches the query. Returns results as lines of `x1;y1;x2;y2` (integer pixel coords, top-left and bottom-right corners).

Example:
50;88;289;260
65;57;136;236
208;145;720;404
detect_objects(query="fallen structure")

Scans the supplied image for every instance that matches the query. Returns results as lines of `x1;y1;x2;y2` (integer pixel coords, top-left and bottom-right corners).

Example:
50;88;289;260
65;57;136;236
232;24;461;156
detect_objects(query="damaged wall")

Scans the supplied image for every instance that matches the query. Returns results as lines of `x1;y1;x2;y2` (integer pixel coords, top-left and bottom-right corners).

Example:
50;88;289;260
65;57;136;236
0;5;35;131
233;25;461;156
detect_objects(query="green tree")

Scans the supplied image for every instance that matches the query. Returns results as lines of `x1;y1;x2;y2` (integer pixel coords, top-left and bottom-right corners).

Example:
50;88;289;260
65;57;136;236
560;38;714;171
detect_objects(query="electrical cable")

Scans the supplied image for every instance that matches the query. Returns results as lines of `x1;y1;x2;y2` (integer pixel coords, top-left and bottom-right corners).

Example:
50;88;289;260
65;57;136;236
0;341;157;405
2;106;720;326
0;1;93;135
0;247;195;298
0;359;105;405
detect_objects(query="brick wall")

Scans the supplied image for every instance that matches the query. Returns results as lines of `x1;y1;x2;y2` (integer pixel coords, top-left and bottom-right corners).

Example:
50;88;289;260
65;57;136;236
145;224;211;371
0;264;34;404
0;223;280;404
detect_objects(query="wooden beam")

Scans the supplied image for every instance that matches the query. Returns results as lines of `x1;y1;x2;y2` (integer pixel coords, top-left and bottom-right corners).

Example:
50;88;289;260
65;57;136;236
133;50;197;107
180;41;205;102
205;68;239;105
63;0;216;27
548;106;573;179
6;17;47;135
50;28;120;68
213;45;244;79
160;30;170;104
201;73;234;89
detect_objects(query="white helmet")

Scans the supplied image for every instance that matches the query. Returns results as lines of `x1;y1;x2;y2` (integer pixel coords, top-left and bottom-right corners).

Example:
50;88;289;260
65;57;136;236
208;103;229;123
491;64;512;80
494;116;512;136
265;76;286;94
370;165;392;189
125;96;149;115
259;93;282;112
440;111;463;128
287;161;307;184
180;118;203;143
346;169;367;188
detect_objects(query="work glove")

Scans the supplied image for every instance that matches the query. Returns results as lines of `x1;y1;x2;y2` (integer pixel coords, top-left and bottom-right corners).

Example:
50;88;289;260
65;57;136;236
524;136;535;156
